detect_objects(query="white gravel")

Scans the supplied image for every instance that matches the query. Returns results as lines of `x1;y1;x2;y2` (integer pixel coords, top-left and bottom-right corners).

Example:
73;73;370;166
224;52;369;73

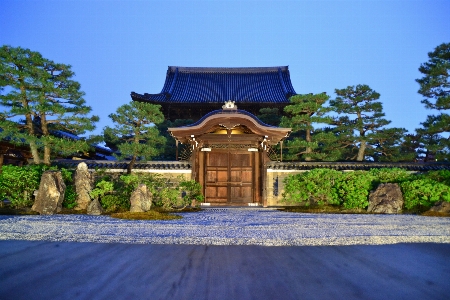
1;208;449;246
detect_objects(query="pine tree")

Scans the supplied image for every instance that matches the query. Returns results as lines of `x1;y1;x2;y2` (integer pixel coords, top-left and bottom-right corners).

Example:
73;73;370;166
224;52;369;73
280;93;332;161
104;101;166;174
155;118;194;160
257;107;282;126
367;128;417;162
329;85;390;161
34;59;99;164
0;46;45;163
0;45;99;165
416;42;450;160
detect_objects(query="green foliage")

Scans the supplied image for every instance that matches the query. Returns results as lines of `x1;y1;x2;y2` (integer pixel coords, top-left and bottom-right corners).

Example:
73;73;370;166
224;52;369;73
88;173;198;212
281;93;332;161
155;119;194;160
104;101;166;173
257;107;282;126
0;45;99;164
329;84;391;161
90;180;114;200
0;165;48;208
416;42;450;161
416;42;450;111
367;128;418;162
422;170;450;186
369;168;412;184
400;179;450;210
63;184;77;209
179;178;204;206
283;168;412;210
100;195;129;212
335;171;375;209
157;187;182;210
60;168;77;209
282;169;341;206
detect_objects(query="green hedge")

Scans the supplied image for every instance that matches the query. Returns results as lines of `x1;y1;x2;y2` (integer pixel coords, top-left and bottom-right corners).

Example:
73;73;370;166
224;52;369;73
283;168;450;210
0;165;49;208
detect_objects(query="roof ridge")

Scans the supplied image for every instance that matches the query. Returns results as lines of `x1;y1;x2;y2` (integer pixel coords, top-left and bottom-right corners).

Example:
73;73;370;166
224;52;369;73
168;66;289;73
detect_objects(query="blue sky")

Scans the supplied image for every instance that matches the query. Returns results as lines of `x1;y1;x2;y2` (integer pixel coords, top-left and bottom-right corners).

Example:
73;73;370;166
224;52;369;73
1;0;449;136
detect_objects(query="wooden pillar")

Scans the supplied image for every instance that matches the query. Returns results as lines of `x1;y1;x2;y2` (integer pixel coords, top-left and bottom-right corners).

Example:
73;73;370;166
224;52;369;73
261;151;268;207
198;151;205;200
280;140;283;162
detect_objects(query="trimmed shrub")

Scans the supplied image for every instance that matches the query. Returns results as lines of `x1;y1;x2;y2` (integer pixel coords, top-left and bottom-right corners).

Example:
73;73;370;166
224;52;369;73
282;169;341;206
369;168;412;184
60;168;77;209
101;194;130;212
422;170;450;186
400;179;450;210
179;179;204;207
335;171;375;209
0;165;49;208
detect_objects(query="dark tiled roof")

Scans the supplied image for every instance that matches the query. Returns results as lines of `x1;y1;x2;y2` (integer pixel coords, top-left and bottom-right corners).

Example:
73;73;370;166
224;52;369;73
267;161;450;172
54;160;191;170
184;109;277;128
131;66;296;104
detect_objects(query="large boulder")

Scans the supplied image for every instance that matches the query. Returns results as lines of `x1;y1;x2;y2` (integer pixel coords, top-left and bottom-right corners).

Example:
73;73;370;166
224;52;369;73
74;162;92;210
367;183;404;214
130;184;152;212
87;198;104;215
427;201;450;214
32;171;66;215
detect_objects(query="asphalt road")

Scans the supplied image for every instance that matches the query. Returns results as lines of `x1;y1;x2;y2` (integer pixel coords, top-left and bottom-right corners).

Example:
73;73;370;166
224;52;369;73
0;241;449;300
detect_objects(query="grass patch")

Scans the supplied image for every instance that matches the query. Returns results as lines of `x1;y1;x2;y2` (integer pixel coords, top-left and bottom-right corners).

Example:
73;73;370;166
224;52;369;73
110;210;183;220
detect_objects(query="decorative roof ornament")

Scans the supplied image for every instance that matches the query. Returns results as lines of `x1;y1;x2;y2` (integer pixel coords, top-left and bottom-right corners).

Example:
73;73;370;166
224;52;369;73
222;100;237;110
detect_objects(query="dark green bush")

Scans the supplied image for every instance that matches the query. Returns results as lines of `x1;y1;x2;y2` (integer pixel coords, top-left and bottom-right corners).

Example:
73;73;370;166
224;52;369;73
335;171;375;209
421;170;450;186
400;179;450;210
100;194;130;212
63;184;77;209
60;168;77;209
0;165;49;208
179;179;204;207
282;169;341;206
369;168;412;184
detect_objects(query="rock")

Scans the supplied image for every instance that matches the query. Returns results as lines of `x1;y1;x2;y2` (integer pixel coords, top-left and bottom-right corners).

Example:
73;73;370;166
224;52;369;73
32;171;66;215
130;184;152;212
428;201;450;213
87;198;104;215
74;162;92;210
367;183;404;214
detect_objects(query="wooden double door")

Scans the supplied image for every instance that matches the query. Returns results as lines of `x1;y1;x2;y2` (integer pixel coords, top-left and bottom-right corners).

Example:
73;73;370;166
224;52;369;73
204;150;258;205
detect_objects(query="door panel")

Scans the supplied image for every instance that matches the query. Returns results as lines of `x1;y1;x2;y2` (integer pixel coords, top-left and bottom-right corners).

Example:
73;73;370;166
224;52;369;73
204;151;254;204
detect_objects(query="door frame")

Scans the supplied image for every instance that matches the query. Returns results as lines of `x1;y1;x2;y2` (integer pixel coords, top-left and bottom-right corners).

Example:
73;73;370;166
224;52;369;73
202;149;256;205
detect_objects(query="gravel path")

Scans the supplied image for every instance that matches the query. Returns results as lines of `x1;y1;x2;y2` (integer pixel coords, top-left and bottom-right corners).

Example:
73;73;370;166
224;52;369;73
1;208;449;246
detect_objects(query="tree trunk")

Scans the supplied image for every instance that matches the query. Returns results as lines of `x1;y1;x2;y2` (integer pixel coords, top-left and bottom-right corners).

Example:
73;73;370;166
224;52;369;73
304;127;313;161
28;139;41;164
21;83;40;164
357;140;366;161
25;113;41;164
0;153;4;174
41;114;51;165
127;155;137;174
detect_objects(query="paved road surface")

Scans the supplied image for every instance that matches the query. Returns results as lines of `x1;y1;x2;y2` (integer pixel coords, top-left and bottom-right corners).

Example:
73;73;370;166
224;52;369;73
0;241;449;300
